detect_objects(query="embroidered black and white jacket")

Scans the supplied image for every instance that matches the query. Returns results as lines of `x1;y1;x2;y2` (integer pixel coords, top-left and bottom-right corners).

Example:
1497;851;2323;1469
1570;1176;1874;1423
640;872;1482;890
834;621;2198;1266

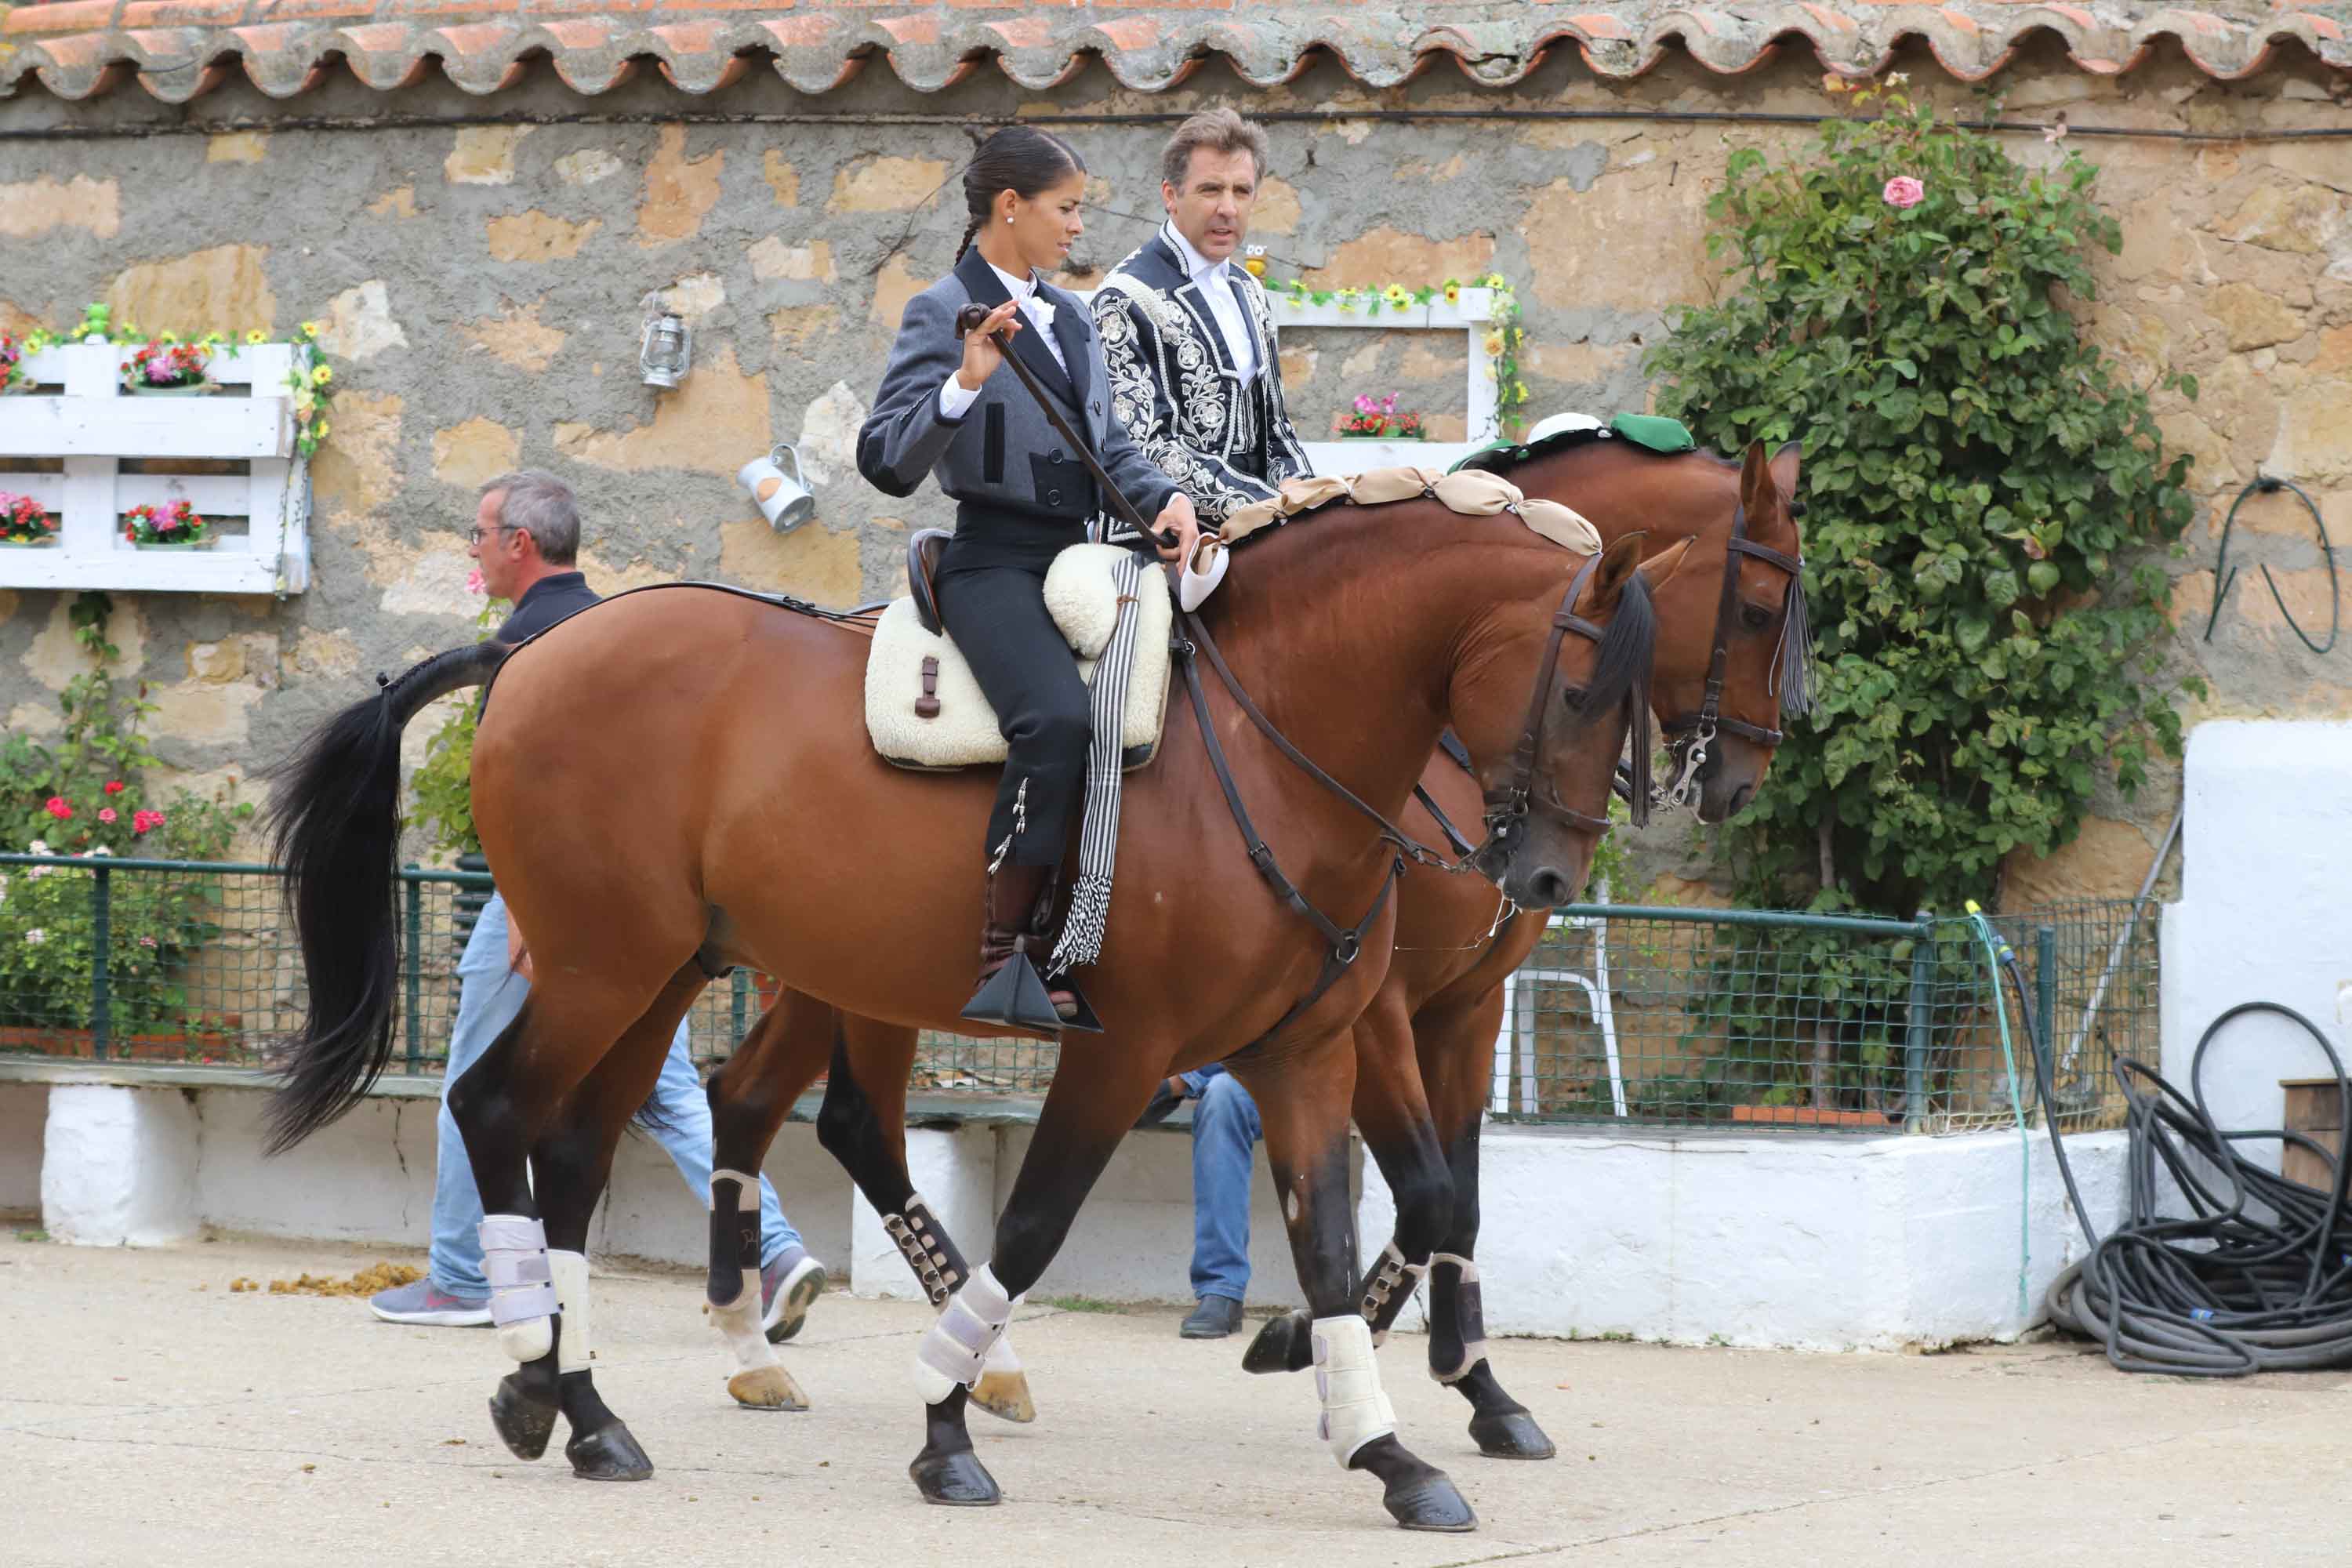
1088;227;1312;528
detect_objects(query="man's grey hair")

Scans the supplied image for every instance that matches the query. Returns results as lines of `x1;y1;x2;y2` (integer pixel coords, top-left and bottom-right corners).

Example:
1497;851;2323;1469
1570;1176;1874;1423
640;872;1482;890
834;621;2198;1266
1161;107;1272;190
478;470;580;565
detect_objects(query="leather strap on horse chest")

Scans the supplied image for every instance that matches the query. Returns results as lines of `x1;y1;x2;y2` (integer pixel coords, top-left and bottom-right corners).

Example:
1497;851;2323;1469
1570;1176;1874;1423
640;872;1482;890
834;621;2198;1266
1174;619;1420;1049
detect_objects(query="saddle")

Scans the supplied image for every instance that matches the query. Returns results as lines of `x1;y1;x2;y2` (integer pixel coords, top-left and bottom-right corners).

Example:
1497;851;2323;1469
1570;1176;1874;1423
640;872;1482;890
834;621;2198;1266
865;532;1174;773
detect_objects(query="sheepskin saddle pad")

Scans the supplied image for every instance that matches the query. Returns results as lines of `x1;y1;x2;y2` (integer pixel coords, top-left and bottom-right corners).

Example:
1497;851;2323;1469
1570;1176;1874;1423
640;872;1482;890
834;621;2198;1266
865;543;1174;773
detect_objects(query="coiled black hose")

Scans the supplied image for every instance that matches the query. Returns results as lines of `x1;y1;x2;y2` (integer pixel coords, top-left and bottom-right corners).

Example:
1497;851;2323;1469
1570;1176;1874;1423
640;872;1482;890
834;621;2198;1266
2007;948;2352;1375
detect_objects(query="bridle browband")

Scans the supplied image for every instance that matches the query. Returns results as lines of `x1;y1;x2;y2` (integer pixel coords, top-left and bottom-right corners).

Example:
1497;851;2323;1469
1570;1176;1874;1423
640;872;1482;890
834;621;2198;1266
1642;502;1807;811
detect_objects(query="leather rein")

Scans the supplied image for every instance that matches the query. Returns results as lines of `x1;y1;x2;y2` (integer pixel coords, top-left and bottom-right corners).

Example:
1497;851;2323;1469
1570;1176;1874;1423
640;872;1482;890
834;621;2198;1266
1176;550;1637;1043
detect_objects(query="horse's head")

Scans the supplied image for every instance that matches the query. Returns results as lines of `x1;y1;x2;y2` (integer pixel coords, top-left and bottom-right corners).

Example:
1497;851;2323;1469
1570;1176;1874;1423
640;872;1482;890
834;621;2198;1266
1649;440;1809;823
1456;532;1684;909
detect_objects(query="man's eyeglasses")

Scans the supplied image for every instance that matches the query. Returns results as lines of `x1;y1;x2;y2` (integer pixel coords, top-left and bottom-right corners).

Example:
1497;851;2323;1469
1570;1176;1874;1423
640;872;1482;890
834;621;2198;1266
469;524;519;545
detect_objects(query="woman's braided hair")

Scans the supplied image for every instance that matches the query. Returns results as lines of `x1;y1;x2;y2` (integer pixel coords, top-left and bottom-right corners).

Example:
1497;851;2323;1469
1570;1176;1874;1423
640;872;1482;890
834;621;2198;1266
956;125;1086;261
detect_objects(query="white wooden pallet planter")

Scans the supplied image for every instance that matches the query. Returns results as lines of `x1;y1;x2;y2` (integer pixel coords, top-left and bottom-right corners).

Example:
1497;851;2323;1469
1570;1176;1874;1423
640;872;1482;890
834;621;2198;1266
1273;286;1499;477
1065;285;1503;478
0;342;311;596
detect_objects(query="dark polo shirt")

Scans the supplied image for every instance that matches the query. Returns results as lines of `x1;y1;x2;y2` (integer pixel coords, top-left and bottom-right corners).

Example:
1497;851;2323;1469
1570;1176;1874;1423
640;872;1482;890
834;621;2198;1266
495;570;598;645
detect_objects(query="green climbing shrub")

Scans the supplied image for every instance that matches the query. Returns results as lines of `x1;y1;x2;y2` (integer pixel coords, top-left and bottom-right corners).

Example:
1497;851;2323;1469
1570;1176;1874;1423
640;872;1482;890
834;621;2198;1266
1645;85;2200;919
0;593;252;1035
408;592;510;862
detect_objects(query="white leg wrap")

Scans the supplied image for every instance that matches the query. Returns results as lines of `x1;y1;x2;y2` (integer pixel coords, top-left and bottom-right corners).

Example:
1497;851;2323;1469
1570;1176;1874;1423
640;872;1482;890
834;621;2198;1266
1312;1315;1397;1467
706;1171;780;1375
913;1263;1019;1406
481;1214;555;1364
548;1249;593;1376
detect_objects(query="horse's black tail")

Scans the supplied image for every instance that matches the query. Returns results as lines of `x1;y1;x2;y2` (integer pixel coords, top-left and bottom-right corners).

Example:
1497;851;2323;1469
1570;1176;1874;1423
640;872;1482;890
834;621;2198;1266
262;641;510;1154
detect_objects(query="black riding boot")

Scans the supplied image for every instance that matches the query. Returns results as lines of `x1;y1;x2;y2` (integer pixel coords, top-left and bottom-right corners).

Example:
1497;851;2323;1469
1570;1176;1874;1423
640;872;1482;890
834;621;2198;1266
960;862;1100;1036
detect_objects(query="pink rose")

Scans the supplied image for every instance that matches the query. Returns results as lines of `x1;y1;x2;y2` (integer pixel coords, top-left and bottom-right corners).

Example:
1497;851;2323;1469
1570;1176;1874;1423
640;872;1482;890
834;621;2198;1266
1883;176;1926;210
98;808;118;824
466;568;486;596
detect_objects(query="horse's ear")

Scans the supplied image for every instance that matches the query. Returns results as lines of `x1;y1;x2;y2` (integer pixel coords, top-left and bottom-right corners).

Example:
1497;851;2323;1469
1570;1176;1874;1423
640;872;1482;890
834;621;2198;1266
1635;536;1693;593
1769;439;1802;511
1738;441;1777;520
1580;532;1646;615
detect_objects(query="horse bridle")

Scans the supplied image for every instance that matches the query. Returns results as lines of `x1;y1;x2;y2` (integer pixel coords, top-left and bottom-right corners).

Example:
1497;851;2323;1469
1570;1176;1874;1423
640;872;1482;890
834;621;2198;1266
1472;550;1649;881
1646;503;1805;811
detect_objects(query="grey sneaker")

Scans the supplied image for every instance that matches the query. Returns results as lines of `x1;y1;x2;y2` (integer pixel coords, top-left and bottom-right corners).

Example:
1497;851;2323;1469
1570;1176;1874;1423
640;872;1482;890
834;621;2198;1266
760;1253;828;1345
369;1277;492;1327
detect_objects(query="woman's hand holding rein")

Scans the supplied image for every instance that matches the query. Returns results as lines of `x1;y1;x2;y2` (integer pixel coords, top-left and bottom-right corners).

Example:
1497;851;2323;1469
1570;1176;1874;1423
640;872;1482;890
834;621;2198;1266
956;299;1023;392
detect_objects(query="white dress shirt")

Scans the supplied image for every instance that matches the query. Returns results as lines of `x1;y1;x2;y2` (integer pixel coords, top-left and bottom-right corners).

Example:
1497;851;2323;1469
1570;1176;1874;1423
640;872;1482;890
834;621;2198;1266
1164;222;1258;383
938;260;1068;420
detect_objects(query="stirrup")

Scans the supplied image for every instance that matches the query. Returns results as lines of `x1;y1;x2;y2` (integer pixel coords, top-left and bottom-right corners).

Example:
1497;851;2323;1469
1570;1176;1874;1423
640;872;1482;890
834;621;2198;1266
961;953;1073;1037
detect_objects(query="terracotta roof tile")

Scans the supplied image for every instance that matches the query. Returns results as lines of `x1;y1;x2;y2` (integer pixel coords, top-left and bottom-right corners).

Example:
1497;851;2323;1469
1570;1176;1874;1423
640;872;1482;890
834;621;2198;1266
4;2;2347;102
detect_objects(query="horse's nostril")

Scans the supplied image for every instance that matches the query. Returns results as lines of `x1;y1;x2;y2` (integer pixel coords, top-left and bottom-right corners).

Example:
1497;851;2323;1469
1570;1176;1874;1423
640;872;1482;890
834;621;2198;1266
1527;869;1570;908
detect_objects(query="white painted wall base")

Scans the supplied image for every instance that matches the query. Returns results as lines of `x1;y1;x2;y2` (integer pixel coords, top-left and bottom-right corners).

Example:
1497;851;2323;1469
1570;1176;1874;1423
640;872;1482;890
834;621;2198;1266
41;1083;202;1246
1359;1125;2125;1350
18;1074;2122;1349
2161;720;2352;1165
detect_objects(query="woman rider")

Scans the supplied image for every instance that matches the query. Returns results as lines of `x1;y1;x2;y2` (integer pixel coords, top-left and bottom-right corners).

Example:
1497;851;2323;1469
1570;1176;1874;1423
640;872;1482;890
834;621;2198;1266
858;126;1200;1033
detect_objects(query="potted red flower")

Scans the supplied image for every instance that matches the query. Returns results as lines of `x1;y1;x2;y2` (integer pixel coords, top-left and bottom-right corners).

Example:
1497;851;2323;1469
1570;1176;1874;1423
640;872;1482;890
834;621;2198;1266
122;339;216;396
0;491;59;546
1335;392;1426;441
122;499;213;549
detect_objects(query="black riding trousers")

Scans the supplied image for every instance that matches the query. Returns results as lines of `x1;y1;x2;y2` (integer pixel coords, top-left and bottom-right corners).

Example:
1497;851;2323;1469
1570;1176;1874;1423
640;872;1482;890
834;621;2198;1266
934;562;1091;868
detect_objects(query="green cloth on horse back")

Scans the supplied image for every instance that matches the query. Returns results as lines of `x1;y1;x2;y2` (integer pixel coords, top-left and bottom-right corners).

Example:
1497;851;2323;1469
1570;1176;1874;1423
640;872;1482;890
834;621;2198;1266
1607;413;1695;453
1446;412;1696;475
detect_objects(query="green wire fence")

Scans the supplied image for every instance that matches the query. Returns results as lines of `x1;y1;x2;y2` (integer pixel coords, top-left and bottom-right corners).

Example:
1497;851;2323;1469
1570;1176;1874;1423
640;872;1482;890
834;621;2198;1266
0;853;2154;1134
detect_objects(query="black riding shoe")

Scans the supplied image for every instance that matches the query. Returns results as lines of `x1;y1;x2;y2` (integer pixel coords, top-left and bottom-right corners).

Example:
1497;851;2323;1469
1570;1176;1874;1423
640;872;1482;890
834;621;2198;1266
1180;1296;1245;1339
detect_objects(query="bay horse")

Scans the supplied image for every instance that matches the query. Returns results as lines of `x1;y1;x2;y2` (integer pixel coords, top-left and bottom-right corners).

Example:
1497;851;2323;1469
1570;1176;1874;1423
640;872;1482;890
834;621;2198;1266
263;506;1675;1531
702;438;1808;1453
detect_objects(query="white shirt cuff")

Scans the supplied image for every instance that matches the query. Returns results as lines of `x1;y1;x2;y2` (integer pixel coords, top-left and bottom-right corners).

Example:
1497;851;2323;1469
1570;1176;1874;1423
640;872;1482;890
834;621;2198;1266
938;374;978;422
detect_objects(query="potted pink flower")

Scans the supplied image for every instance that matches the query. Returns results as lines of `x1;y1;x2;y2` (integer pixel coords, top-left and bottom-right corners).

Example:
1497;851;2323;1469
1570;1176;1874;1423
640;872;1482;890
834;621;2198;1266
0;332;27;394
122;499;213;549
0;491;59;546
1335;392;1426;440
122;339;216;396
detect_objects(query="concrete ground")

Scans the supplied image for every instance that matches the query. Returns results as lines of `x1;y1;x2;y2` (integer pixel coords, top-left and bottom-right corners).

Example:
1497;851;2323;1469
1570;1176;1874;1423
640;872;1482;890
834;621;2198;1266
2;1232;2347;1567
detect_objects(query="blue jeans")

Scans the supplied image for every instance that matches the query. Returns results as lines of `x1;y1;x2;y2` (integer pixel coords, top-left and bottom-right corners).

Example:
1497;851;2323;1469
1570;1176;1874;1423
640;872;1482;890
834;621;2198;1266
1181;1065;1261;1304
428;892;804;1297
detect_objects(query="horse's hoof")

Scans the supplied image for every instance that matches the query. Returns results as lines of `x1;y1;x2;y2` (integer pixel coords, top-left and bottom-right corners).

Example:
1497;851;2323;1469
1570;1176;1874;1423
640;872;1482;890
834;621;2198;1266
1383;1473;1478;1533
566;1421;655;1483
1240;1309;1312;1375
488;1374;557;1461
728;1363;810;1411
971;1368;1036;1425
909;1446;1002;1507
1468;1409;1556;1461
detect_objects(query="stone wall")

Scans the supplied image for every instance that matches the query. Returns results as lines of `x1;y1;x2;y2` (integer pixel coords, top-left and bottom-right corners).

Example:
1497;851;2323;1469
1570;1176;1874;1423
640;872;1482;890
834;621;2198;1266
2;42;2346;898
